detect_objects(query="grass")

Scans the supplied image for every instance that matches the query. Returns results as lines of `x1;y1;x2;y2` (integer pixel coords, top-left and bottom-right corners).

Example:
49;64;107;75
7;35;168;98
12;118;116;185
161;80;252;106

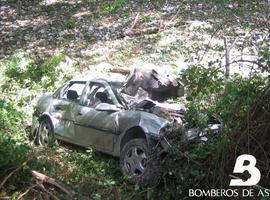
0;0;269;198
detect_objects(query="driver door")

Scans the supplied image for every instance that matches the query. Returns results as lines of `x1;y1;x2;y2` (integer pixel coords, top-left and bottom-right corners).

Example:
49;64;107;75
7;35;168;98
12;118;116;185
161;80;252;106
73;82;119;153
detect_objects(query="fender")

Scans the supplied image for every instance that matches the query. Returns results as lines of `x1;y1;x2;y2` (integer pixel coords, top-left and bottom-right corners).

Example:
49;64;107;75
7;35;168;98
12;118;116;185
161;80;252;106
37;112;59;133
113;111;171;156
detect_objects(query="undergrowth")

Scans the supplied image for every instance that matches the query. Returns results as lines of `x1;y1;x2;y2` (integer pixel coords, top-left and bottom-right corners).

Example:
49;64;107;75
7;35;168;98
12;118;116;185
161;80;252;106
0;1;269;198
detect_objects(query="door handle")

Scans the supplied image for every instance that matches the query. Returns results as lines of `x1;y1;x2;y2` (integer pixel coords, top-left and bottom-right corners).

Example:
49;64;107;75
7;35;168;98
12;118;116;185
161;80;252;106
77;111;83;116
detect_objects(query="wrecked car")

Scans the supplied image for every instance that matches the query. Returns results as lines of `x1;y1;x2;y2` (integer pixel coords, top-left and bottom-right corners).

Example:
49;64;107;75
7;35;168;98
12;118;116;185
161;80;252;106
32;77;172;185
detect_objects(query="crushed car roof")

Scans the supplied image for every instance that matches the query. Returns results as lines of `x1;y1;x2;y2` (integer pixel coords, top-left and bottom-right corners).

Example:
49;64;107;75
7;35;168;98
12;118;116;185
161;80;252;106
71;74;126;89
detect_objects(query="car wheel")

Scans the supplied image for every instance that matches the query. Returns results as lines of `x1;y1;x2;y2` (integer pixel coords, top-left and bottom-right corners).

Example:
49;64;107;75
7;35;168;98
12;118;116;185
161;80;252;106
34;119;55;147
120;138;161;186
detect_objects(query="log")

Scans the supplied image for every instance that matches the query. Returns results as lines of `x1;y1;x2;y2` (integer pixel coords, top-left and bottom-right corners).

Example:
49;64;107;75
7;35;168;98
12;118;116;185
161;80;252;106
109;67;130;74
31;170;75;197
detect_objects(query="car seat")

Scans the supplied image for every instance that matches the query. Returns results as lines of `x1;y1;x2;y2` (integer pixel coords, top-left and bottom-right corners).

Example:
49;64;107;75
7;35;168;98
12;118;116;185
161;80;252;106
95;92;108;103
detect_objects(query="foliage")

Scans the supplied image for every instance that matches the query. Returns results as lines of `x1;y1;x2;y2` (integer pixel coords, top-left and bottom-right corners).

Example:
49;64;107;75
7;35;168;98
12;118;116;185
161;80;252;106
101;0;127;13
215;75;266;127
63;17;76;30
0;53;74;114
0;99;31;192
180;65;224;128
0;0;269;198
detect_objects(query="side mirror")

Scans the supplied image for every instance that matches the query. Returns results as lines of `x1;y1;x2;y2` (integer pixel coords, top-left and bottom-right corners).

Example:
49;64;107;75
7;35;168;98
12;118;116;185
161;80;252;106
67;90;79;101
95;103;121;112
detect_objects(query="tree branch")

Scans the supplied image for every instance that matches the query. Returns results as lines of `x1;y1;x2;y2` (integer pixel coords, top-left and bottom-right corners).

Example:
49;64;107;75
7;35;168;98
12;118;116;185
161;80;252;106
31;170;75;197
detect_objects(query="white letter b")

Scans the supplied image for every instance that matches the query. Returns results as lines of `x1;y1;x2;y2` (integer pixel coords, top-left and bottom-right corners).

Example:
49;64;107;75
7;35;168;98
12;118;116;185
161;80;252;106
230;154;261;186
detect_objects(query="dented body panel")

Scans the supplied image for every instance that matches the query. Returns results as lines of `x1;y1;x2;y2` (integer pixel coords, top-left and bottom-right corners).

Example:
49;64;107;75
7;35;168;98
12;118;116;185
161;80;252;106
32;78;172;157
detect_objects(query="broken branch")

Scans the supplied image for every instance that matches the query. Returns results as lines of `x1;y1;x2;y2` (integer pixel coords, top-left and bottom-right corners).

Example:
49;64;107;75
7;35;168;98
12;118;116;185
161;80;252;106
37;183;60;200
31;170;75;197
124;27;159;37
17;184;39;200
109;67;130;74
126;13;140;34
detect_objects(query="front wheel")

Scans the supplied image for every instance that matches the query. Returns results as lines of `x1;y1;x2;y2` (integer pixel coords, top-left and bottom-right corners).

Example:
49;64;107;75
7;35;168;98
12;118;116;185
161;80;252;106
120;138;161;186
34;119;55;147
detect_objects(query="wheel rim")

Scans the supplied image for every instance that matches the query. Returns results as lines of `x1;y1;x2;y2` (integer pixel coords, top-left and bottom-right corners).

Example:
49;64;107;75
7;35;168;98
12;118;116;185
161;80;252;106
38;121;53;145
124;146;148;177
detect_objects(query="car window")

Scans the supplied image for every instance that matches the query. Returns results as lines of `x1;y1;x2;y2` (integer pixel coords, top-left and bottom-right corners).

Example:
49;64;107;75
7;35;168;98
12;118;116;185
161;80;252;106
62;82;86;101
85;84;114;107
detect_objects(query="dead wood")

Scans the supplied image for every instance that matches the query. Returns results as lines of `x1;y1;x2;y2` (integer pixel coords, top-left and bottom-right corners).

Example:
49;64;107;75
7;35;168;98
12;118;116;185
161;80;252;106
17;184;39;200
31;170;75;198
109;67;130;74
126;13;140;34
37;183;60;200
124;27;159;37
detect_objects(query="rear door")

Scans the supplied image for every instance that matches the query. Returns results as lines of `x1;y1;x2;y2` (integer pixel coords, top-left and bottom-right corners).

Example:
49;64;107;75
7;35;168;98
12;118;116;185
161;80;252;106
53;81;87;142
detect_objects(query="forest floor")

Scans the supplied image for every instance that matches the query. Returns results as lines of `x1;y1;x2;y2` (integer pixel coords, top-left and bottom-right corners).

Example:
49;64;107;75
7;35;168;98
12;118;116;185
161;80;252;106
0;0;269;199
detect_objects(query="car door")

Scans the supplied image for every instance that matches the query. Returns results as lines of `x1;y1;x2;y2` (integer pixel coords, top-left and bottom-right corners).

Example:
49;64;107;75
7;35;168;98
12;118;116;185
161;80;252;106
73;82;120;153
53;81;87;142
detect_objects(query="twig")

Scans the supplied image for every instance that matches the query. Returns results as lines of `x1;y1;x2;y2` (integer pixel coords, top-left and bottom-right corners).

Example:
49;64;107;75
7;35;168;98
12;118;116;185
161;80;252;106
222;59;261;68
163;7;181;29
124;27;159;37
125;13;140;36
37;183;60;200
17;184;39;200
31;170;75;198
197;22;226;63
224;37;230;80
0;161;26;189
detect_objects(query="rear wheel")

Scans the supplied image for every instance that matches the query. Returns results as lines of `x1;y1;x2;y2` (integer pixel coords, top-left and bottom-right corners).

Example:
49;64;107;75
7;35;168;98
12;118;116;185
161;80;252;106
34;119;55;147
120;138;161;186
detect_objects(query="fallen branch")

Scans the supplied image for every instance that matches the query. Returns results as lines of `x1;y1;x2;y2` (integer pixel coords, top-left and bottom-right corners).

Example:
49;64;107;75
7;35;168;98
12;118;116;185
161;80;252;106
17;184;39;200
123;27;159;37
37;183;60;200
109;67;130;74
31;170;75;198
126;13;140;34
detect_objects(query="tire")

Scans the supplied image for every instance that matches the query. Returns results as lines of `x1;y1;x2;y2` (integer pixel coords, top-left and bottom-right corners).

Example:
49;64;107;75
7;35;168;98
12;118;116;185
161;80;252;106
34;119;55;147
120;138;161;186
